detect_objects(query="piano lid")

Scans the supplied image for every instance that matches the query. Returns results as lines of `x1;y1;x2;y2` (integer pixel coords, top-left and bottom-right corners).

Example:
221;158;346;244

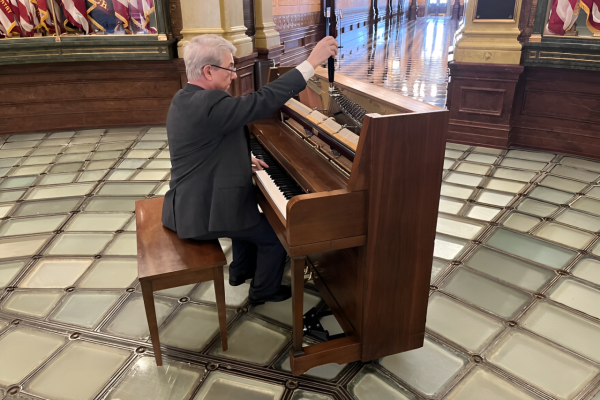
269;68;444;174
312;67;441;115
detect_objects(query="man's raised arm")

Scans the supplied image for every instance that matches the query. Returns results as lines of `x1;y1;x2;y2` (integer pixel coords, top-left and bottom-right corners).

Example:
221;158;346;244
206;36;339;133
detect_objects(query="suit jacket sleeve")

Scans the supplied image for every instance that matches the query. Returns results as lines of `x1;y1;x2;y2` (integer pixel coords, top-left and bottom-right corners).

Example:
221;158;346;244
206;68;307;134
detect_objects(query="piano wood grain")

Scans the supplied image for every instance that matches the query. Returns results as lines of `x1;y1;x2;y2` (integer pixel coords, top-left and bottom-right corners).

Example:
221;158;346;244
309;248;360;336
289;335;362;376
256;189;367;256
287;189;367;246
355;110;449;360
257;68;449;375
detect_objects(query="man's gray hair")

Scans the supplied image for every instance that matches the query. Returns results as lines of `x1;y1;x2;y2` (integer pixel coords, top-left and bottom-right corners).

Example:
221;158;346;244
184;35;237;81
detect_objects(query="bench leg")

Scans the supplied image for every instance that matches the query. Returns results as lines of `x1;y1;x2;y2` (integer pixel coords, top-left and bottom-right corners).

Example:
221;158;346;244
291;256;305;354
140;279;163;366
213;265;228;351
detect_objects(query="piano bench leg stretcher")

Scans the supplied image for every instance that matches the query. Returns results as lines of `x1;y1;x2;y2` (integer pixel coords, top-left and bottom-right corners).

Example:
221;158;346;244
140;266;229;367
289;256;362;376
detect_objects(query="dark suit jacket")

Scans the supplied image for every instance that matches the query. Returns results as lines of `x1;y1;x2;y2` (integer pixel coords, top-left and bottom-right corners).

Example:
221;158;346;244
162;68;307;239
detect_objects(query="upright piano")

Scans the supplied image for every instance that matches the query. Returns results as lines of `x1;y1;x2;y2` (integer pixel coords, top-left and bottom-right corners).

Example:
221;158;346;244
249;67;448;376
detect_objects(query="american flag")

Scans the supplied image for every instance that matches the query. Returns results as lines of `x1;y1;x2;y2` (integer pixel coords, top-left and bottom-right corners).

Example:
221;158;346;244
61;0;89;33
141;0;155;33
547;0;579;35
548;0;600;35
580;0;600;33
0;0;23;36
15;0;36;36
112;0;128;32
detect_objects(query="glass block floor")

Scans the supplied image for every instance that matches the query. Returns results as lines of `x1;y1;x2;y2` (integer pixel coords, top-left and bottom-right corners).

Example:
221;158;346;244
1;128;600;400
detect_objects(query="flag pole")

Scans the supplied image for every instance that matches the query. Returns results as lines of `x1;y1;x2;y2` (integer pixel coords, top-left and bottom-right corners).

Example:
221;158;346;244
48;0;61;41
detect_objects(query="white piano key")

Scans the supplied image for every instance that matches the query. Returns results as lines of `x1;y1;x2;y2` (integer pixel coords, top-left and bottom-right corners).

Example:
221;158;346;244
307;110;328;123
252;151;290;220
319;118;342;133
338;128;360;144
285;99;313;116
255;170;288;220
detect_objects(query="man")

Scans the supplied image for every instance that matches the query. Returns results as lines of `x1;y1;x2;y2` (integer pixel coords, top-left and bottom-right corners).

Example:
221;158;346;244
162;34;338;305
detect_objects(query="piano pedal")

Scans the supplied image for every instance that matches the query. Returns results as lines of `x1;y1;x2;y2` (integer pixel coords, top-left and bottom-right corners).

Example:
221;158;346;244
302;307;346;342
304;271;313;283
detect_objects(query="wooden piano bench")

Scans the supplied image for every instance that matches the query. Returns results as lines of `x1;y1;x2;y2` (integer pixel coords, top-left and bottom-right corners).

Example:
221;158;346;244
135;197;229;366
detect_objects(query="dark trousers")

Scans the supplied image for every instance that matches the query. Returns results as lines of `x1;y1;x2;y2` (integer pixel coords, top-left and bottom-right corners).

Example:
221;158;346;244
192;214;287;300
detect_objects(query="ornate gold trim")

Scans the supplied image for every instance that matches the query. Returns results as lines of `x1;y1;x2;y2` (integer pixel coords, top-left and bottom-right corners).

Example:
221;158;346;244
538;51;600;62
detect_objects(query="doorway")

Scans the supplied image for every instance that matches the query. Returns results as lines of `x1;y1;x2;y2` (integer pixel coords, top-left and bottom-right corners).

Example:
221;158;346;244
427;0;449;15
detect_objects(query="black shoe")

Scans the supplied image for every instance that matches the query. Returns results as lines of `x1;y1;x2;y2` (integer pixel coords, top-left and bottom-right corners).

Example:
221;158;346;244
248;285;292;305
229;272;254;286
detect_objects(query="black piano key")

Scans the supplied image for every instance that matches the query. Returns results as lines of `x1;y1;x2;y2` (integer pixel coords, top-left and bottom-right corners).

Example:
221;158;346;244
251;139;305;201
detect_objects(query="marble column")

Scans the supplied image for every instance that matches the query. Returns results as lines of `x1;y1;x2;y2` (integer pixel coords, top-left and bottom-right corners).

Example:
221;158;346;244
220;0;254;57
254;0;284;64
407;0;417;20
176;0;253;59
175;0;257;96
452;0;523;64
451;0;460;20
446;0;525;148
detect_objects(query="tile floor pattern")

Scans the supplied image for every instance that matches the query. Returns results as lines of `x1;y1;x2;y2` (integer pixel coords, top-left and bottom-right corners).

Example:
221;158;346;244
336;16;457;108
2;128;600;400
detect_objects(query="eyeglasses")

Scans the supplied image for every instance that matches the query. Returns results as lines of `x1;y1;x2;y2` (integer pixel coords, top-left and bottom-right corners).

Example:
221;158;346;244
210;65;237;75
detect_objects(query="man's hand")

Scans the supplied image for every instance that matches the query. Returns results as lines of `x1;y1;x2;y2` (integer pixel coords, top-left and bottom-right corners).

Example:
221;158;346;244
307;36;338;70
252;156;269;173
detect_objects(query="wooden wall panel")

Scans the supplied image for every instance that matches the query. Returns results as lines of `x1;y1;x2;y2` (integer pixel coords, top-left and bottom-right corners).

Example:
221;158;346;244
511;66;600;158
458;87;506;116
231;52;258;97
0;54;255;137
447;62;600;159
446;62;524;148
274;11;325;66
273;0;321;15
0;60;183;136
338;0;371;8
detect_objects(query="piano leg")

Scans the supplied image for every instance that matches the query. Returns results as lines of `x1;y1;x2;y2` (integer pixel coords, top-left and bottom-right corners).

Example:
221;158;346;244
288;257;363;376
291;256;306;354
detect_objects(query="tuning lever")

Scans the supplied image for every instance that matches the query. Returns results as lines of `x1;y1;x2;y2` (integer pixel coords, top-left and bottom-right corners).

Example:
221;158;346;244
328;56;335;86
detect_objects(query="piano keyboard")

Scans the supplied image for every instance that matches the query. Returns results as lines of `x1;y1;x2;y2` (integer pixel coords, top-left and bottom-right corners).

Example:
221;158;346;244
251;139;305;220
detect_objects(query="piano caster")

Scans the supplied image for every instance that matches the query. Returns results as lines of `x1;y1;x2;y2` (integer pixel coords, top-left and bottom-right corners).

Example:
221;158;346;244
302;307;346;342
